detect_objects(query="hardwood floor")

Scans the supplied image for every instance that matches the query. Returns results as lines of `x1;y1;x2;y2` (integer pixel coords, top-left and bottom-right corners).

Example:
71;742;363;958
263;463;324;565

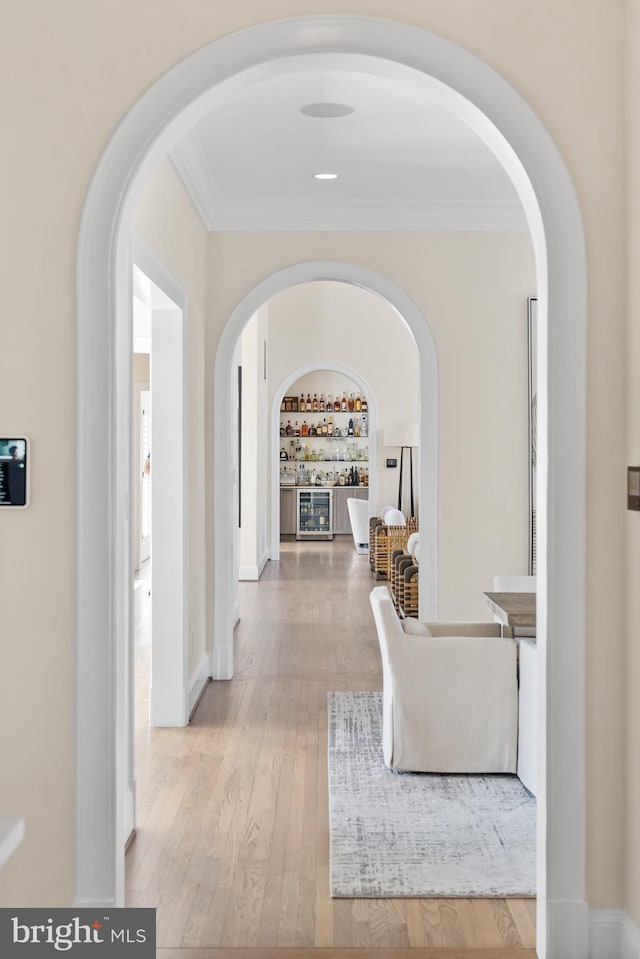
128;538;536;956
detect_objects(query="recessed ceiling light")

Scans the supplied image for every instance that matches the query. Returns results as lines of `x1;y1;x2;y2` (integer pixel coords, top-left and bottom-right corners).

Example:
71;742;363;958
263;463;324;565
314;172;339;180
301;102;355;118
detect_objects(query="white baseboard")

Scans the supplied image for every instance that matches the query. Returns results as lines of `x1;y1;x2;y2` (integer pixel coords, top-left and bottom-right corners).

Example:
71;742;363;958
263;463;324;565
188;652;211;718
590;909;640;959
238;550;269;581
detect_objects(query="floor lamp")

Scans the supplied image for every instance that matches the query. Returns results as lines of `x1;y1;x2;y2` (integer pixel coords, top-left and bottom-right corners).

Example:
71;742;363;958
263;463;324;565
384;423;419;517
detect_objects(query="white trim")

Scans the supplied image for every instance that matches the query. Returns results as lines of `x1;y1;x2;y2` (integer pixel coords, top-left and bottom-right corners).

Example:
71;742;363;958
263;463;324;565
170;129;222;228
238;549;269;581
76;18;587;957
589;910;640;959
188;652;211;718
269;359;382;565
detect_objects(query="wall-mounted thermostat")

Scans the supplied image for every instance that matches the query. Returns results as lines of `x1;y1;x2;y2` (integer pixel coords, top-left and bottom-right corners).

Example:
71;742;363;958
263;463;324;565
0;438;28;507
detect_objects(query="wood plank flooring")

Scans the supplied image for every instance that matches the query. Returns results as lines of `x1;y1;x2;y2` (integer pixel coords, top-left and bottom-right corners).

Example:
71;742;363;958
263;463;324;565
128;538;536;956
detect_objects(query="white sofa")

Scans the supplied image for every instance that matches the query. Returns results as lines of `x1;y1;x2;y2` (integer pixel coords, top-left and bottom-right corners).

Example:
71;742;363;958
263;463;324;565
369;586;519;774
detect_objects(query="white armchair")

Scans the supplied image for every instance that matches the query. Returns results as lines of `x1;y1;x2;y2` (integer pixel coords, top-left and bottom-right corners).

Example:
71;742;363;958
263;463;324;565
369;586;519;774
347;497;369;553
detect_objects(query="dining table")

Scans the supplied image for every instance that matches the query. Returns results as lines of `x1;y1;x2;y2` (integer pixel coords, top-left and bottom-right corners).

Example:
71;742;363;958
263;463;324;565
482;591;536;635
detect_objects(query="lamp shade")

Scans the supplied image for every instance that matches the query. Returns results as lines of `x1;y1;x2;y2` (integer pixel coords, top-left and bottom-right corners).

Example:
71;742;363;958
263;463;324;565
384;423;419;447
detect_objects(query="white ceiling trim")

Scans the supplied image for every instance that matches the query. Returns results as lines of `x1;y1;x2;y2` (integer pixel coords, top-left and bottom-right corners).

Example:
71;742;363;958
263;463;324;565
206;196;528;231
169;148;527;230
170;129;222;228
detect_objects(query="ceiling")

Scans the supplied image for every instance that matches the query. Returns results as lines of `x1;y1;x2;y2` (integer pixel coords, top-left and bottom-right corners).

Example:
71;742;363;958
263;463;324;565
170;59;527;232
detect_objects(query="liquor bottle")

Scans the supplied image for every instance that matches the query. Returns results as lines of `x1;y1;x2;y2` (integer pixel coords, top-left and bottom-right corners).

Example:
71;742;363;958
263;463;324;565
300;393;305;411
334;395;340;412
361;414;368;437
327;394;333;412
354;418;361;437
348;393;355;412
281;398;285;412
355;394;362;412
306;393;312;412
341;393;348;412
294;421;300;437
309;423;317;437
339;470;346;486
354;467;359;486
327;415;334;436
280;424;285;436
348;418;354;436
312;393;319;413
285;420;293;436
301;420;309;437
348;466;354;485
319;392;325;412
361;395;368;413
322;418;328;436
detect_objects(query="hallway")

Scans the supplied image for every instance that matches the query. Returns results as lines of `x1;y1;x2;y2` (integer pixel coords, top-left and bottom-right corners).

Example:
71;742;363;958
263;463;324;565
127;539;536;955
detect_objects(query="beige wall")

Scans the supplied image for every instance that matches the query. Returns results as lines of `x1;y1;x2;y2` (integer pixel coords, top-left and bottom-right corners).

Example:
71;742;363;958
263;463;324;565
627;0;640;927
0;0;629;914
133;161;208;681
258;259;533;622
267;282;420;514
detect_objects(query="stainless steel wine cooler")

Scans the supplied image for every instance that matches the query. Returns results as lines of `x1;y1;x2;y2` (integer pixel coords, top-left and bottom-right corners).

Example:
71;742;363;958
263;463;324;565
296;488;333;540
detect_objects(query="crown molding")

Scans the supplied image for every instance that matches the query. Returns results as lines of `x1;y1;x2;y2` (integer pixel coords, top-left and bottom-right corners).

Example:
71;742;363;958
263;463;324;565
207;196;527;231
170;129;221;228
170;137;527;232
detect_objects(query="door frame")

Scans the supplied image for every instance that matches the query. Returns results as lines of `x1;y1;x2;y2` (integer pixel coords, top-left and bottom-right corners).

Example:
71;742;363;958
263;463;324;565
76;17;587;957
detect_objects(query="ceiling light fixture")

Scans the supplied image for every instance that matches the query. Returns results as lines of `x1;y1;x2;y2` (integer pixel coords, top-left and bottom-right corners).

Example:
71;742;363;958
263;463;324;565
301;102;355;118
313;172;339;180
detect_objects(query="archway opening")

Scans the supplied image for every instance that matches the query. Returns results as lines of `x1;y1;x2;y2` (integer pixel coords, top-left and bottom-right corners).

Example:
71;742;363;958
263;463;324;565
77;17;587;955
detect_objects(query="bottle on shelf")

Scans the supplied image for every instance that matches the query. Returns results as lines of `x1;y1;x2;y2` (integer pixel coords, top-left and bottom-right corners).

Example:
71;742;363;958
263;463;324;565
285;420;293;436
361;395;368;413
339;470;346;486
348;417;354;436
301;420;308;437
312;393;318;412
300;393;305;411
355;394;362;412
319;392;325;412
306;393;312;412
309;423;317;437
334;395;340;412
281;398;285;412
280;424;285;436
348;393;355;412
341;393;348;412
354;467;359;486
294;421;300;437
322;418;328;436
327;415;334;436
361;413;368;437
327;394;333;412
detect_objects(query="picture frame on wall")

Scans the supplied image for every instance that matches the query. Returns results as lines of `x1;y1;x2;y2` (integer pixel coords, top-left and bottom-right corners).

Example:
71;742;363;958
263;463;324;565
527;297;537;575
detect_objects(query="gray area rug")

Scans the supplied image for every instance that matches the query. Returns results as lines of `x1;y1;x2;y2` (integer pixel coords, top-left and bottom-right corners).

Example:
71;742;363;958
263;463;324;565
328;691;536;897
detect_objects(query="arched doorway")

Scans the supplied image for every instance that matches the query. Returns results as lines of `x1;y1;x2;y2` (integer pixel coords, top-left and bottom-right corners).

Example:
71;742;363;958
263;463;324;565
76;17;587;955
212;262;437;682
